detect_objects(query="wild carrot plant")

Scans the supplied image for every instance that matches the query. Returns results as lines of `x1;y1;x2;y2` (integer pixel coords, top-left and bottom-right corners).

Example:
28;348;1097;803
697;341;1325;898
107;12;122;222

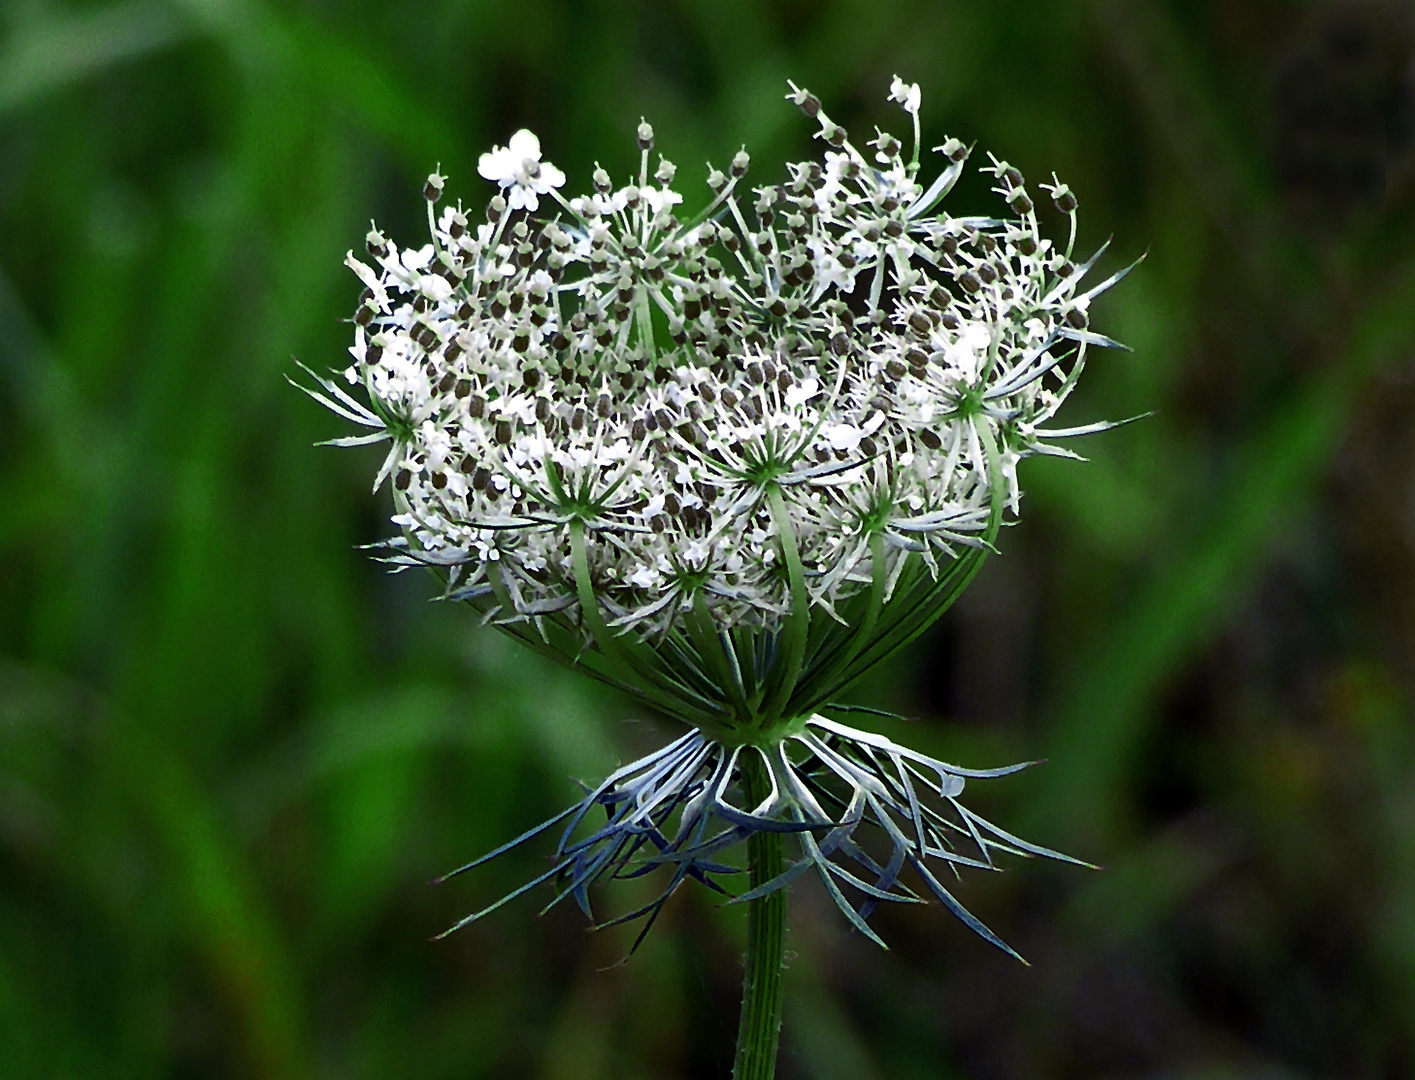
302;77;1131;1078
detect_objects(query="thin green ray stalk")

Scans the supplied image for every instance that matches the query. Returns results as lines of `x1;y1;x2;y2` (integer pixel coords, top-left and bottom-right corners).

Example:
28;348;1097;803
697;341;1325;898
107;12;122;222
568;519;726;725
733;750;789;1080
760;483;810;727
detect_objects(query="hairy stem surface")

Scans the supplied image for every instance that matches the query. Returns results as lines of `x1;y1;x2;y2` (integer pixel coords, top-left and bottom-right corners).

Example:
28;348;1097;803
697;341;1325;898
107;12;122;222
732;750;789;1080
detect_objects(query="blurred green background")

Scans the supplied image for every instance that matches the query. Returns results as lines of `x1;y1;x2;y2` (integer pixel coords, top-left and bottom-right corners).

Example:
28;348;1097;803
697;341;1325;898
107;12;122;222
3;0;1415;1076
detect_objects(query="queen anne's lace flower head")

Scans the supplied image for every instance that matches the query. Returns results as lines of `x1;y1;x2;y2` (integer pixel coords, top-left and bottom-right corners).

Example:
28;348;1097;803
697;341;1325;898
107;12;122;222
303;80;1131;956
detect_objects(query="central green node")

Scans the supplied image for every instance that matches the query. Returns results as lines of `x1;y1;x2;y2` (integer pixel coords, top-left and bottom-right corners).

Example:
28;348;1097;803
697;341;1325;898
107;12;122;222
745;459;789;485
699;713;810;749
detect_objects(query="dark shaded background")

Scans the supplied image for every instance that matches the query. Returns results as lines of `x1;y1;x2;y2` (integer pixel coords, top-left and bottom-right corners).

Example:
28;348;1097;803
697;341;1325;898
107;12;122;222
3;0;1415;1077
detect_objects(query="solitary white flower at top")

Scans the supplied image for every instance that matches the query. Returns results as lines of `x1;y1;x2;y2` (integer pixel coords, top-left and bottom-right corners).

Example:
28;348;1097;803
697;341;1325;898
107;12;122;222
889;74;921;114
477;128;566;211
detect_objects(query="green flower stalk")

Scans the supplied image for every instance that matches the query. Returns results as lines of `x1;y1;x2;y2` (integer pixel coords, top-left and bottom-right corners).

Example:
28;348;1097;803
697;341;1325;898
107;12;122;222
302;75;1131;1078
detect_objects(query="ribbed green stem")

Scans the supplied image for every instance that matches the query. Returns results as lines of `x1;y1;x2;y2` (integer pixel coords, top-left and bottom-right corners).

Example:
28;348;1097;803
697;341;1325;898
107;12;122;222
733;751;789;1080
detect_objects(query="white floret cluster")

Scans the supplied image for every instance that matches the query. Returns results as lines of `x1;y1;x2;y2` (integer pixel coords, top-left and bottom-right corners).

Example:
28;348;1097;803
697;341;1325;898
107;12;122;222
312;78;1124;641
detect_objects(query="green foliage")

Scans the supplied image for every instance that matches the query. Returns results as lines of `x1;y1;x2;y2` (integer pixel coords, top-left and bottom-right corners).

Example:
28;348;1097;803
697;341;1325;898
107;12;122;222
3;1;1415;1076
